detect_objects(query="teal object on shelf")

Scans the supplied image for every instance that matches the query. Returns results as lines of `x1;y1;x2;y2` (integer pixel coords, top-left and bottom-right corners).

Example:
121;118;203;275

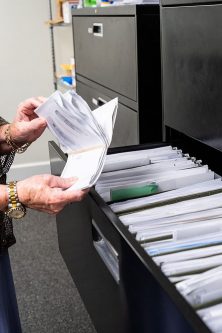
110;183;158;202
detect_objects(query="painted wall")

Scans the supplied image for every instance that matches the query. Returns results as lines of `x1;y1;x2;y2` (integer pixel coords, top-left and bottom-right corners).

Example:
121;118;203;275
0;0;73;180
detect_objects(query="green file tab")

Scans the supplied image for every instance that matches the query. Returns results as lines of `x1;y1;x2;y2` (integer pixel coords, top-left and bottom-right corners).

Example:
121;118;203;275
110;183;158;202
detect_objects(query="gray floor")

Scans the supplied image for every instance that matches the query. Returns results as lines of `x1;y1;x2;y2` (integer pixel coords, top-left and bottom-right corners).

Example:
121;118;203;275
9;209;96;333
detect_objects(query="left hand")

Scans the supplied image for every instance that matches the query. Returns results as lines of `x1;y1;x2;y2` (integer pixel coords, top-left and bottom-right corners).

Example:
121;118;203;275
10;97;47;145
17;175;89;215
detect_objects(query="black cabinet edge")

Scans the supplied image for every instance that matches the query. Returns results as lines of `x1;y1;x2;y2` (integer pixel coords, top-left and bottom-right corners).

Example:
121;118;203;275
72;4;160;17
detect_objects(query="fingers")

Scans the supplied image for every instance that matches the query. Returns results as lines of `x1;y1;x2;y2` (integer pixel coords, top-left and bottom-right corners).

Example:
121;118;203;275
41;176;89;207
17;97;44;114
25;118;47;141
16;96;47;122
17;174;89;216
45;176;88;202
29;117;47;130
44;175;78;189
58;188;89;204
24;188;86;214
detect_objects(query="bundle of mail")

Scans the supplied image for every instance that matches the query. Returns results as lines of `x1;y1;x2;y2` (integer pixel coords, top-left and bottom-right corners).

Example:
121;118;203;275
96;146;222;333
35;90;118;190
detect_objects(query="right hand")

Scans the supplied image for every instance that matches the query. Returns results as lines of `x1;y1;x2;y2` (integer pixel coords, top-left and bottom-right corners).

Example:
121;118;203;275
10;96;47;146
14;96;46;122
17;174;89;215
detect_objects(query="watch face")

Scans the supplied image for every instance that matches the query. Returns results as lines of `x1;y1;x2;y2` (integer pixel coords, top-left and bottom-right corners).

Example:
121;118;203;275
7;207;26;219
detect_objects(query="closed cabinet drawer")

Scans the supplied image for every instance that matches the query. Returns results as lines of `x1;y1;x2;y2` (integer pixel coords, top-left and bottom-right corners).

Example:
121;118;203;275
73;16;137;101
77;80;139;147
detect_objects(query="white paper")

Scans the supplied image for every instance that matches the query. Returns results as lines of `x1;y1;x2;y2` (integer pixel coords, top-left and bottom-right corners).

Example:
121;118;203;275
101;146;184;173
176;266;222;295
154;244;222;266
35;90;118;190
161;253;222;277
136;218;222;243
186;280;222;308
62;146;106;190
102;153;151;173
129;207;222;234
96;164;214;202
120;192;222;227
198;303;222;322
169;275;200;283
111;179;222;214
145;231;222;257
100;158;196;182
204;316;222;333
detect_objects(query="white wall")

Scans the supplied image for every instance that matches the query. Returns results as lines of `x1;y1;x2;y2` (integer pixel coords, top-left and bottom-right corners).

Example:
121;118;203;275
0;0;73;180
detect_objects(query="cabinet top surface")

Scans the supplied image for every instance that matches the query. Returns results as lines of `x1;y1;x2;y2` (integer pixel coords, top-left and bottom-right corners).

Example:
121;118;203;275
72;3;159;16
161;0;222;6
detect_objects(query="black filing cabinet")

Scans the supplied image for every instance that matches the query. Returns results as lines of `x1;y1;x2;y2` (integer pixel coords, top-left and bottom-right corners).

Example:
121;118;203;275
49;1;222;332
72;4;162;147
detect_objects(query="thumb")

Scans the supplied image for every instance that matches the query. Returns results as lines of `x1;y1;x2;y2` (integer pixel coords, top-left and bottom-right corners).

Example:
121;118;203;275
29;117;47;131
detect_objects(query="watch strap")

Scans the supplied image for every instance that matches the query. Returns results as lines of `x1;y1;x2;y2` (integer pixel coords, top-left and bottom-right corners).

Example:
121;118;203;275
6;181;26;219
7;181;19;208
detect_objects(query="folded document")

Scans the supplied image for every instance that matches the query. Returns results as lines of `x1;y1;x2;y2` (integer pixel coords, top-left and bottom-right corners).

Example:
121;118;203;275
35;90;118;190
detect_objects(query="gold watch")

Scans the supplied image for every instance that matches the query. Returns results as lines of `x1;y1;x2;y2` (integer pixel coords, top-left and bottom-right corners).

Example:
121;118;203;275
5;181;26;219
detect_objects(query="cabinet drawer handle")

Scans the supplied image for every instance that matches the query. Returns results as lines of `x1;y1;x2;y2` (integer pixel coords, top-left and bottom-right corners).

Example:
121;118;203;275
92;97;107;106
92;23;103;37
92;219;119;283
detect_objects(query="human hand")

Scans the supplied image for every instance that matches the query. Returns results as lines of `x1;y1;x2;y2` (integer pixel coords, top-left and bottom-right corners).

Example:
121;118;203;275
14;96;46;122
10;97;47;146
17;174;89;215
9;118;47;146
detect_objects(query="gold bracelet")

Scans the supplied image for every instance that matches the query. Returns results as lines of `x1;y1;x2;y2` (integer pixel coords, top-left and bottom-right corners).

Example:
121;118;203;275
4;125;30;154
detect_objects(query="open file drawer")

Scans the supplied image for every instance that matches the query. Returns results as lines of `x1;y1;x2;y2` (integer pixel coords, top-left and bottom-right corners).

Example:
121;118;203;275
49;140;217;333
49;141;166;333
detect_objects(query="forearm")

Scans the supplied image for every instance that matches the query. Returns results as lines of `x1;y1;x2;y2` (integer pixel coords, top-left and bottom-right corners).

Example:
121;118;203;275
0;184;9;211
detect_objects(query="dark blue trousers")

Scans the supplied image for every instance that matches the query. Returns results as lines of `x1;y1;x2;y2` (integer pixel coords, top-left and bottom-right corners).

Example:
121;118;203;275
0;252;22;333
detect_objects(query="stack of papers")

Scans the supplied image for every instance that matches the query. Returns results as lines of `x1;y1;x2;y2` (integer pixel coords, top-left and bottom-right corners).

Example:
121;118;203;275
35;90;118;190
176;266;222;311
154;244;222;266
110;179;222;214
161;252;222;276
96;146;214;202
98;146;222;332
119;192;222;227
